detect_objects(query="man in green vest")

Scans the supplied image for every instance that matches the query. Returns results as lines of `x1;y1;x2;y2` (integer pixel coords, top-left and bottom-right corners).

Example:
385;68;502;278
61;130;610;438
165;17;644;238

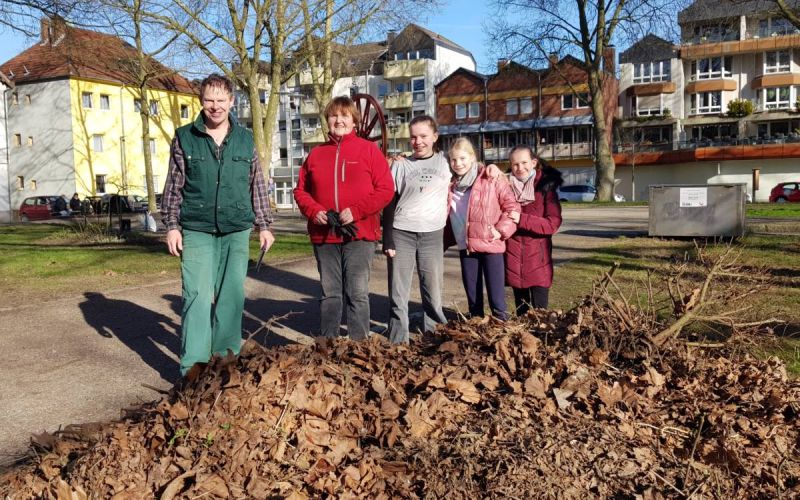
161;73;274;380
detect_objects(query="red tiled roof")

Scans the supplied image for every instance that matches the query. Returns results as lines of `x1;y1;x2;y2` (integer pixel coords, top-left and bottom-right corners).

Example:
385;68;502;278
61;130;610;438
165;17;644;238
0;21;196;95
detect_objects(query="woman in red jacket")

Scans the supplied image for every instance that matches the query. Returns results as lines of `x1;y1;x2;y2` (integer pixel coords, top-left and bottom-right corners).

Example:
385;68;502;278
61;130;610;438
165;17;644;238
504;145;563;314
447;138;519;320
293;96;395;339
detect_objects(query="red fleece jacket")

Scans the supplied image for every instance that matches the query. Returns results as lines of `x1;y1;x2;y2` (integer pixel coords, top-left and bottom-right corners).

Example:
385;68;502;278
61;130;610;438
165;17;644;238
294;130;394;244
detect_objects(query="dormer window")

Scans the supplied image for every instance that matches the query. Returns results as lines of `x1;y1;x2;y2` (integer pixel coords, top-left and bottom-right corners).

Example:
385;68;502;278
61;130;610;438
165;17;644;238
759;17;797;37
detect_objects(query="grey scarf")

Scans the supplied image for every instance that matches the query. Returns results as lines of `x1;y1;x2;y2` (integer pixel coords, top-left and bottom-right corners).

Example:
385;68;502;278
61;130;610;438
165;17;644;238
454;163;479;192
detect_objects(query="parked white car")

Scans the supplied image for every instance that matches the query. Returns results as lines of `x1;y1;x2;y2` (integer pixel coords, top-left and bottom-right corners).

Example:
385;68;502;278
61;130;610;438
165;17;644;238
557;185;625;202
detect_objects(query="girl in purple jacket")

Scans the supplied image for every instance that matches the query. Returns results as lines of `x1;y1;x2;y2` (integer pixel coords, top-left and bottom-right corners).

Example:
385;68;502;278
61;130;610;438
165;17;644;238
447;138;520;320
504;145;563;314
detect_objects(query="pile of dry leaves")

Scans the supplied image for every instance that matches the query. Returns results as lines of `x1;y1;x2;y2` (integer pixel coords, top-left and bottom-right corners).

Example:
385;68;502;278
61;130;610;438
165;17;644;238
1;252;798;498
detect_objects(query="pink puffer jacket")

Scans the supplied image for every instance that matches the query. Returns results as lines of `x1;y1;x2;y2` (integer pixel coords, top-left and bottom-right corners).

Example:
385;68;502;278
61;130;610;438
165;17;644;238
446;166;520;253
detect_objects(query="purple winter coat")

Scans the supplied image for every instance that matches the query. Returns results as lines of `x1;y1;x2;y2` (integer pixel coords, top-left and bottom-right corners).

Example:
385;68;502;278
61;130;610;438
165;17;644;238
504;166;563;289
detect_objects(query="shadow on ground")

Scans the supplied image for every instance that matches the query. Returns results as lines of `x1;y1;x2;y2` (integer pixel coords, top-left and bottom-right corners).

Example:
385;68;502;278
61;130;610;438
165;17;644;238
79;292;181;382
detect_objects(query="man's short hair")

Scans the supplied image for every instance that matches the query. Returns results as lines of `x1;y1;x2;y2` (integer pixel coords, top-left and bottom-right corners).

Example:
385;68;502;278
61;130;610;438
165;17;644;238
200;73;234;98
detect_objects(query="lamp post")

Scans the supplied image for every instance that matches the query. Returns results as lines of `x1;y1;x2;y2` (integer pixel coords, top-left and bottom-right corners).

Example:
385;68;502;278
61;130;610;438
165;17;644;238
387;117;399;156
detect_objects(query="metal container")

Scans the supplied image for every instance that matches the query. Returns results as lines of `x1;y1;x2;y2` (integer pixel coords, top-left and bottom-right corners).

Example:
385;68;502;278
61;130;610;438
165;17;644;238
648;184;746;237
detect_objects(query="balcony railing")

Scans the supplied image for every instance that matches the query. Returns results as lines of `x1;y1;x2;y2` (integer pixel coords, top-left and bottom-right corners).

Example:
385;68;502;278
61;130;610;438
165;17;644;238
384;92;413;109
745;26;800;39
484;147;513;161
536;142;593;160
300;99;319;116
383;59;427;79
682;31;740;45
301;126;326;143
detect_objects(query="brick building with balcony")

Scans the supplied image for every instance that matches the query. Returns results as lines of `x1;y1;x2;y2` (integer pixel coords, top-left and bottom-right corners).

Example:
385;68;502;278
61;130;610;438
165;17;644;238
436;54;617;185
615;0;800;201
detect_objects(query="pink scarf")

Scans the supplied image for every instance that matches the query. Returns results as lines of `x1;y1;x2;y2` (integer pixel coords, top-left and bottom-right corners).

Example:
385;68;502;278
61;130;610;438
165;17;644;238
510;172;537;206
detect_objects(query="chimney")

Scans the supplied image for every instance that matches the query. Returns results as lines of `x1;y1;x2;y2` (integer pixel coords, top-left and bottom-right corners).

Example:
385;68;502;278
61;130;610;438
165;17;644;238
40;16;66;46
497;58;511;71
548;52;559;68
40;17;51;44
387;30;397;47
603;45;616;74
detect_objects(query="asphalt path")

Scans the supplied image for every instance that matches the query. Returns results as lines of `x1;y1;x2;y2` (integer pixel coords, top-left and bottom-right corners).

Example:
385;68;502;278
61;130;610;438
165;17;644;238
0;206;649;467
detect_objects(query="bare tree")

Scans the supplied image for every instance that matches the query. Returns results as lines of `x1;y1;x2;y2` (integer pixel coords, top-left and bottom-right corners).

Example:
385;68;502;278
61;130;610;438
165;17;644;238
487;0;682;201
0;0;98;35
773;0;800;27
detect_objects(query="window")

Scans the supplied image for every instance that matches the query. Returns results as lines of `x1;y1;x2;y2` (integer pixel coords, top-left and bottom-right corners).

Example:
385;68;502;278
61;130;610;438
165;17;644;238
633;60;671;83
25;94;31;105
378;83;389;97
562;93;589;109
291;130;301;141
506;99;518;115
279;120;287;131
455;103;467;119
691;91;722;114
763;86;792;109
11;92;18;105
96;175;106;194
291;119;301;130
468;102;480;118
412;78;425;103
520;97;533;114
280;148;287;159
27;136;33;146
100;94;110;110
82;92;93;108
690;57;733;80
394;82;408;93
765;50;791;73
180;105;189;119
30;180;36;191
636;94;663;116
562;128;574;143
149;100;159;116
92;134;104;152
759;17;798;37
134;99;142;112
259;90;268;104
16;176;23;190
576;126;591;143
142;138;156;154
13;133;21;147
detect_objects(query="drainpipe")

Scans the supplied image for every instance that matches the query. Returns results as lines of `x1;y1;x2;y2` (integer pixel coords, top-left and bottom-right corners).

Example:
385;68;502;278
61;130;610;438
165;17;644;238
481;76;488;163
119;85;128;194
535;74;542;153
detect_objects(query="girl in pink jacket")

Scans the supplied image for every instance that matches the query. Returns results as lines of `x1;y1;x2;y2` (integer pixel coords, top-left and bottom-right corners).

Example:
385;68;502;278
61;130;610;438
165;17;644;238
446;138;520;320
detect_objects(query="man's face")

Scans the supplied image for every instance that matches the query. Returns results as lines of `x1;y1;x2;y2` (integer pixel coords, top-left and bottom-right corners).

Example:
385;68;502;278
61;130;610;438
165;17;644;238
201;85;234;129
410;122;438;158
510;150;537;180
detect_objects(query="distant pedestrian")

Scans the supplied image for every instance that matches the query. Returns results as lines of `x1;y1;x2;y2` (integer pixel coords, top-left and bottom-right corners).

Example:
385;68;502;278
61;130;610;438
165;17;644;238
382;115;451;344
69;193;81;213
445;138;519;321
504;146;563;314
294;96;394;340
161;73;274;380
53;194;69;216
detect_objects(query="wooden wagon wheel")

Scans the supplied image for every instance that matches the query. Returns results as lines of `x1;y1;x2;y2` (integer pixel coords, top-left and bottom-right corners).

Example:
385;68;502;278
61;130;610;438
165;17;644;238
352;93;388;154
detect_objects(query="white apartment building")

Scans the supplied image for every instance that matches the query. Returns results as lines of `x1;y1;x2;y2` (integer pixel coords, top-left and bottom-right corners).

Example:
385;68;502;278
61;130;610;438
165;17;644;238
0;73;11;222
615;0;800;202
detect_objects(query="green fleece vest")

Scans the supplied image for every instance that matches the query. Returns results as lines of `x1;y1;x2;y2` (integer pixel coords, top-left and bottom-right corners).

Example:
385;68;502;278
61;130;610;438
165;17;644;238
176;113;255;234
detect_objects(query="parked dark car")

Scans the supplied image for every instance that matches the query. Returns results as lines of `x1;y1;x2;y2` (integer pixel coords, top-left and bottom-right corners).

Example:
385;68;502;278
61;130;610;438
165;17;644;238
18;195;60;221
769;182;800;203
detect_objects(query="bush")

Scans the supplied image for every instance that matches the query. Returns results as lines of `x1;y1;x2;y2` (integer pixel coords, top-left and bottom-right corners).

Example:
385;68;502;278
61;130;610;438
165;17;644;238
727;98;753;117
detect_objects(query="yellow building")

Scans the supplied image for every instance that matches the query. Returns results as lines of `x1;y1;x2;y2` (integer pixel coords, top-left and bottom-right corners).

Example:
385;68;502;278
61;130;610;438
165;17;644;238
1;18;199;209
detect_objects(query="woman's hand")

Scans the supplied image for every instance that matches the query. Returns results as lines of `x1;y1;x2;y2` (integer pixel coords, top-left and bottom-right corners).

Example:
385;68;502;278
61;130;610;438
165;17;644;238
485;163;507;182
508;211;520;224
313;211;328;225
339;207;353;225
489;226;501;241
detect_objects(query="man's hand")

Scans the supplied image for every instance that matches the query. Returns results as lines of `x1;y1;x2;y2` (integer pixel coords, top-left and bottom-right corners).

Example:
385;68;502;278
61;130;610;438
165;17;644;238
508;211;520;224
259;230;275;252
166;229;183;256
313;211;328;225
384;249;396;258
339;207;354;225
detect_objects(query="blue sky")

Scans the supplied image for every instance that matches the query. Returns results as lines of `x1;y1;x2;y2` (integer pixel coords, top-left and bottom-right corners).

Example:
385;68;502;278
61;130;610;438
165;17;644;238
0;0;495;71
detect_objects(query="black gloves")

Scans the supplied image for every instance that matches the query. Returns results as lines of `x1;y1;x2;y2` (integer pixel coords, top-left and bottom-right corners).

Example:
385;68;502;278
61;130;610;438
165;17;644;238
326;209;359;238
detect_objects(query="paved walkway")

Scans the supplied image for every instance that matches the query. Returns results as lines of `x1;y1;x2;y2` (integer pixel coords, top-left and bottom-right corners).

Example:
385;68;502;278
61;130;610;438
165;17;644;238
0;207;650;466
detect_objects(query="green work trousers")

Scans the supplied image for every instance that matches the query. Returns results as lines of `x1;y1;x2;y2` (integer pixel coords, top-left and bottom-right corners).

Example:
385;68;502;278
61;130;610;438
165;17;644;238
180;228;251;374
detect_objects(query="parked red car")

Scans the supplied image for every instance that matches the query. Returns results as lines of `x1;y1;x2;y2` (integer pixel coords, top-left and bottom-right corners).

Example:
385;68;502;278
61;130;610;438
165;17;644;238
18;196;60;221
769;182;800;203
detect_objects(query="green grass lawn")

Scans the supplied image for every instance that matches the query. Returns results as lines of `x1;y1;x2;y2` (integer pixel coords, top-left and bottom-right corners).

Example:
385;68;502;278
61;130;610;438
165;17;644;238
0;224;312;307
549;234;800;375
746;202;800;218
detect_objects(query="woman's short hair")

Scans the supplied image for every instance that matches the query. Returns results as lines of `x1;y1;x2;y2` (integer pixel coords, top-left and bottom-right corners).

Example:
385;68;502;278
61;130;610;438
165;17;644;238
448;137;477;159
324;96;361;127
409;114;438;134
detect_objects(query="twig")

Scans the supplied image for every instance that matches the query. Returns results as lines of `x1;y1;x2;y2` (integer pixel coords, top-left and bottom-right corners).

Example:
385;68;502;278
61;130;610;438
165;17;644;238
141;383;170;395
650;469;687;496
684;414;705;489
635;422;691;438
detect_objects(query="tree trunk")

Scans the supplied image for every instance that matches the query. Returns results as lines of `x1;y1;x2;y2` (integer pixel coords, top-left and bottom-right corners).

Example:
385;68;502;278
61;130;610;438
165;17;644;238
590;70;616;201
